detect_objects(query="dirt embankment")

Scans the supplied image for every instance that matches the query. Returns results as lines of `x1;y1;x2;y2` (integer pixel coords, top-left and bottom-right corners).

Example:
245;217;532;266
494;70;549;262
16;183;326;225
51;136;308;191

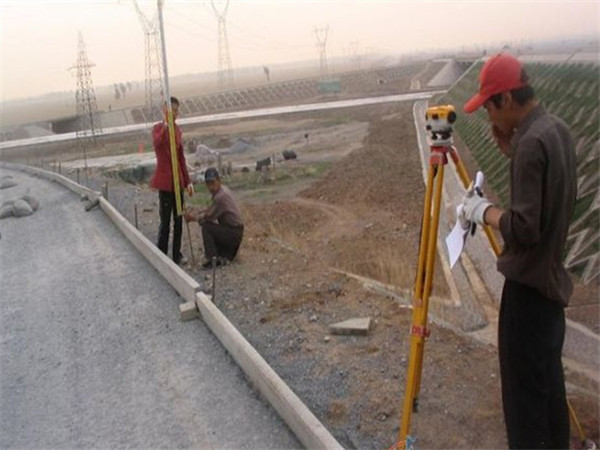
300;106;449;296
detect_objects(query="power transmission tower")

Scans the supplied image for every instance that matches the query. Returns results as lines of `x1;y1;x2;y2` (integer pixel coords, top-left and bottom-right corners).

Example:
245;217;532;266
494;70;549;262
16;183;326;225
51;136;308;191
70;31;102;176
313;26;329;79
134;0;163;123
212;0;234;91
349;40;361;70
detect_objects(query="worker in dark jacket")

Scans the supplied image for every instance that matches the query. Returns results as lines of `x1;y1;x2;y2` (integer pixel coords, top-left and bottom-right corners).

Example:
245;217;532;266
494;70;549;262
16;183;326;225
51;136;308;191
150;97;193;265
185;167;244;269
461;53;577;449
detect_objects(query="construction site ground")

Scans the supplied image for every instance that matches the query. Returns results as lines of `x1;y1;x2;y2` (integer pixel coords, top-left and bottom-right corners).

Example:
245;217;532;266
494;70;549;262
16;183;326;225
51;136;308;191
0;167;301;449
5;101;598;448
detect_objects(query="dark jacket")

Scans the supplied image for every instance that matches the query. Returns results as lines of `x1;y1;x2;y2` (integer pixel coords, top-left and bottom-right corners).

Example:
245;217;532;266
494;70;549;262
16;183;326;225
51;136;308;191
498;105;577;306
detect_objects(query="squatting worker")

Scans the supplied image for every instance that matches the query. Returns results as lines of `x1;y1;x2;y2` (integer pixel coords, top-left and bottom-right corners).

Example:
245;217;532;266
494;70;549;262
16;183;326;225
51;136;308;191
185;167;244;269
461;53;576;448
150;96;194;266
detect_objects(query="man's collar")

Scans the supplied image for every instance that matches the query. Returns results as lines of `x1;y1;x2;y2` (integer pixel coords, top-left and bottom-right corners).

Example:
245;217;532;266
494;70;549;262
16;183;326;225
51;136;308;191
212;185;222;199
510;104;546;153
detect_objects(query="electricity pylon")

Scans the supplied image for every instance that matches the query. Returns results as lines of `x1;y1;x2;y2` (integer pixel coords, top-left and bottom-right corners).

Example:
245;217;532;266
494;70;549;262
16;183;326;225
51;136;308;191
212;0;234;91
70;31;102;177
313;25;329;79
133;0;163;123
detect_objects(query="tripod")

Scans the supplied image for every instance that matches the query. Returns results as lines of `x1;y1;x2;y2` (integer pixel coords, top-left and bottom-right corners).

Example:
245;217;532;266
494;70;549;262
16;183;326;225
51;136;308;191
396;138;499;447
396;135;588;447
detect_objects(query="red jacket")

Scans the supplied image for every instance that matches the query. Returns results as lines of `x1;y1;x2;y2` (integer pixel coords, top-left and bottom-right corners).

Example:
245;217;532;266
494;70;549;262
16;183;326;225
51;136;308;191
150;122;190;192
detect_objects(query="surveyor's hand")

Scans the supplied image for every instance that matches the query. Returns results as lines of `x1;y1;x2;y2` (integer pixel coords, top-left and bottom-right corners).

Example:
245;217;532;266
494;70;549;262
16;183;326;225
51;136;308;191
457;205;470;231
184;208;197;223
492;124;514;157
186;183;194;197
462;192;493;226
184;212;194;223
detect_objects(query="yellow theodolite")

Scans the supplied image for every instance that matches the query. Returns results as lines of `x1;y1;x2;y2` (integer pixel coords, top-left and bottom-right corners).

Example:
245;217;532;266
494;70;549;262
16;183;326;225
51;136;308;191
424;104;457;145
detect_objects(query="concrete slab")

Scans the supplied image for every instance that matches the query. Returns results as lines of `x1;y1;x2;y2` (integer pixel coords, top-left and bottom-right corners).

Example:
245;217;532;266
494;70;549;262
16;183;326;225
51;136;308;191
329;317;372;336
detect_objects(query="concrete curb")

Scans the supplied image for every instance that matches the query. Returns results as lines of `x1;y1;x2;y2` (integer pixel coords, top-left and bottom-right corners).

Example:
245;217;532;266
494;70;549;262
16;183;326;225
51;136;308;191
98;197;200;302
195;292;343;450
2;161;343;449
0;161;100;198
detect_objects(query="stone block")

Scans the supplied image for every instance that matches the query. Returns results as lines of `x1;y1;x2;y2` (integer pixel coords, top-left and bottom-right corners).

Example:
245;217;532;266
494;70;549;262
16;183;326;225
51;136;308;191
329;317;372;336
179;301;199;322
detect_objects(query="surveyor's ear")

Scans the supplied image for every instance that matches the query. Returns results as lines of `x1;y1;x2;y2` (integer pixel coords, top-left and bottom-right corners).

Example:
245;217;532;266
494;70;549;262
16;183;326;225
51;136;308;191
501;91;513;109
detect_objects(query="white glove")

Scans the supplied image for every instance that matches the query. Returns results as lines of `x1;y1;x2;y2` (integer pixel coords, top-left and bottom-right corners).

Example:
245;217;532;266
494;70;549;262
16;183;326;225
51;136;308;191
457;204;470;231
462;193;492;225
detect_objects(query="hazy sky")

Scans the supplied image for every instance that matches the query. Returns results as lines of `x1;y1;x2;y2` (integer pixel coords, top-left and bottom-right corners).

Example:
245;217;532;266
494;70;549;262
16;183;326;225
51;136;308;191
1;0;598;101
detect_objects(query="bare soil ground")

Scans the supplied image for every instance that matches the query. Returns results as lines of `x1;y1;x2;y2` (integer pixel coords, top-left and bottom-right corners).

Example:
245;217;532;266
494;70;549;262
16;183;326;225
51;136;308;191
8;101;598;448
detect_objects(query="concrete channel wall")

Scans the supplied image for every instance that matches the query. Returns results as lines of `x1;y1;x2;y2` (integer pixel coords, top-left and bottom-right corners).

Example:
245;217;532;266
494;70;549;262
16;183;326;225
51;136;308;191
0;161;343;450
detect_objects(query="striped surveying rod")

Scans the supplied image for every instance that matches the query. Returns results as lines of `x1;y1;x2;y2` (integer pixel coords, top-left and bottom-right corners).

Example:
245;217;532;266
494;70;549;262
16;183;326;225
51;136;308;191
157;0;196;266
157;0;182;217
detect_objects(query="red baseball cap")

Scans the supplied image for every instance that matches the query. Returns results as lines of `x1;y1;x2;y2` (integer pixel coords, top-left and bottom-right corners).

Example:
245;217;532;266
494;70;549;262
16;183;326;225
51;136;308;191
463;53;525;113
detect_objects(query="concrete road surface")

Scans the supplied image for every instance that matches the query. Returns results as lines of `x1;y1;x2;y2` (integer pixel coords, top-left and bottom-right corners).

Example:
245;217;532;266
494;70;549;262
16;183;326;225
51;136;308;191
0;168;301;449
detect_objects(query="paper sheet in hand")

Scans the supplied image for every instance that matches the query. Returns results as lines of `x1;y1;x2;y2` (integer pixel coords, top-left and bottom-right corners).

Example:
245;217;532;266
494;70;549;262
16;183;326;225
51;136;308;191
446;205;469;269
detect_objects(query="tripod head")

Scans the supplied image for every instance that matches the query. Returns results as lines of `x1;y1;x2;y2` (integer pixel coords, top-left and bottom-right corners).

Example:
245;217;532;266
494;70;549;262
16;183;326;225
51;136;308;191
425;104;456;146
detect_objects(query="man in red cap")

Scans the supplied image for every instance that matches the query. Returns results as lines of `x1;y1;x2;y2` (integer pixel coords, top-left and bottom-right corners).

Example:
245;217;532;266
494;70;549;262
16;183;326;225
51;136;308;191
461;53;577;448
150;96;194;266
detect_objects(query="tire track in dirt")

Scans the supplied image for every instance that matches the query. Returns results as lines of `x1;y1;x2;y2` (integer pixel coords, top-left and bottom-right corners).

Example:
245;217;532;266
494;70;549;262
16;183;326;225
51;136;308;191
292;196;363;241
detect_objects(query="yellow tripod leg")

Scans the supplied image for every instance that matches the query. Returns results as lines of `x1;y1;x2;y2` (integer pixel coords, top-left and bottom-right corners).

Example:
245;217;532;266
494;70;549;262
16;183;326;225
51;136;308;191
568;399;587;443
414;164;436;303
398;161;445;446
414;163;445;400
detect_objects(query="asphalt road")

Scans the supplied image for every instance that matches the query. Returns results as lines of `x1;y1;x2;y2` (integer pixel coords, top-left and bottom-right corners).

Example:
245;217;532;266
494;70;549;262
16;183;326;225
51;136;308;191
0;168;301;449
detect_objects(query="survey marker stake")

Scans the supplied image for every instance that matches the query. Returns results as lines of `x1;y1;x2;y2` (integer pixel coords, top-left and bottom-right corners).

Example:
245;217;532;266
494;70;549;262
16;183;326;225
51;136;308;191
212;256;217;302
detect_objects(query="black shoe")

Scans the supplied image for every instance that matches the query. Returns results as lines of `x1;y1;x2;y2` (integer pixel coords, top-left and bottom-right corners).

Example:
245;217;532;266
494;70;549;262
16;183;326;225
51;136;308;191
201;257;229;270
174;256;188;266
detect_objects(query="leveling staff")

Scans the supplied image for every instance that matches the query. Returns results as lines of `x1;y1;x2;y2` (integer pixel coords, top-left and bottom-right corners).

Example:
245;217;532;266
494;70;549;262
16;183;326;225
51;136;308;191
461;53;576;448
150;97;194;266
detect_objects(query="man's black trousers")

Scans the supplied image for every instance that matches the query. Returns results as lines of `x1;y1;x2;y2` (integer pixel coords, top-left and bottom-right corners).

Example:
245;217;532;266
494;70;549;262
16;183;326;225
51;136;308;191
499;280;570;449
201;222;243;261
157;190;184;263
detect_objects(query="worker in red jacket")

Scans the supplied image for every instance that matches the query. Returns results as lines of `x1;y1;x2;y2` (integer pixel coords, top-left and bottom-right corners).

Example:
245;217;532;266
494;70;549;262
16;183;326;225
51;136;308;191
150;97;193;265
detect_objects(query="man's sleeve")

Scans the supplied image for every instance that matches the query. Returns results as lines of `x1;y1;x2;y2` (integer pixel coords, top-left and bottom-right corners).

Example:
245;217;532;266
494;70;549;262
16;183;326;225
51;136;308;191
203;194;223;222
152;123;168;149
499;138;545;250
